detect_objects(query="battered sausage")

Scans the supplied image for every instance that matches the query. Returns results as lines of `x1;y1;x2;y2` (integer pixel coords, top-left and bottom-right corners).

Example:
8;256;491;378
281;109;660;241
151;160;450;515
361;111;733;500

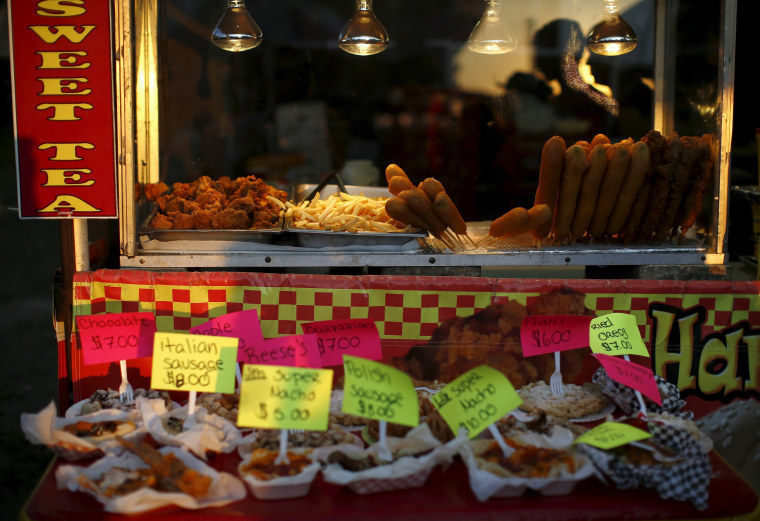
570;144;608;239
553;144;588;242
587;143;630;239
433;191;467;235
605;140;651;236
532;136;566;240
385;164;410;184
388;176;414;196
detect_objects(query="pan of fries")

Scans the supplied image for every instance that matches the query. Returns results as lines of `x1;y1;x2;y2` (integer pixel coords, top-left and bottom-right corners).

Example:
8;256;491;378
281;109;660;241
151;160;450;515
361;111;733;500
279;185;428;248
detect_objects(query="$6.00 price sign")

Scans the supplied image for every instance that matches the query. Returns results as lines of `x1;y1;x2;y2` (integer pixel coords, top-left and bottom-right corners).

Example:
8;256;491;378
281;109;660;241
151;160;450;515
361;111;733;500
237;364;333;431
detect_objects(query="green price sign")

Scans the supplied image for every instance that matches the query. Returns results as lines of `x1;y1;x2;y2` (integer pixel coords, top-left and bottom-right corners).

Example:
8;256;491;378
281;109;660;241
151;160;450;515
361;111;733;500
430;365;521;439
574;421;652;450
342;355;419;427
150;332;238;393
589;313;649;357
237;364;333;430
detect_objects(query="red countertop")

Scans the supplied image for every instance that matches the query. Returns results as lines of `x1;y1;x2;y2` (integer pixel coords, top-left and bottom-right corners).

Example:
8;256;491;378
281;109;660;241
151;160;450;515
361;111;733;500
22;451;759;521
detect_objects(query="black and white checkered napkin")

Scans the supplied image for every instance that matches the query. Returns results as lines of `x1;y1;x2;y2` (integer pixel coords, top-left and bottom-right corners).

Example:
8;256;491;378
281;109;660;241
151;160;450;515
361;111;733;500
578;419;712;510
592;367;691;419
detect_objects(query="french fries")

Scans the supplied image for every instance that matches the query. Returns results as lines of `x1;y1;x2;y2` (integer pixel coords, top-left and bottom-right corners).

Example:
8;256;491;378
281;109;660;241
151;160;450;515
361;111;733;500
274;193;416;233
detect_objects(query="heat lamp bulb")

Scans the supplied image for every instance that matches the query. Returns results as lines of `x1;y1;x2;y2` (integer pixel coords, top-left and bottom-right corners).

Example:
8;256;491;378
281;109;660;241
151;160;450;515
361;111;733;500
587;0;637;56
211;0;263;52
467;0;517;55
338;0;389;56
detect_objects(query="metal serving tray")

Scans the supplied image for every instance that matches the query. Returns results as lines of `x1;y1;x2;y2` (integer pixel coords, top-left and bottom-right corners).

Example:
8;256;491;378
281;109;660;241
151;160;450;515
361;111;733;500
285;184;428;249
138;207;286;251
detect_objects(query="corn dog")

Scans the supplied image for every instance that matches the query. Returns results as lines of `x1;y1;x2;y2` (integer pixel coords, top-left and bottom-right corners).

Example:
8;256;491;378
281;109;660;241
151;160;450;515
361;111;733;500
420;177;446;201
605;140;651;236
489;204;552;238
587;143;630;239
570;144;608;239
385;164;410;184
590;133;611;149
385;197;428;230
432;191;467;235
404;187;447;233
388;176;413;196
553;144;588;242
532;135;566;240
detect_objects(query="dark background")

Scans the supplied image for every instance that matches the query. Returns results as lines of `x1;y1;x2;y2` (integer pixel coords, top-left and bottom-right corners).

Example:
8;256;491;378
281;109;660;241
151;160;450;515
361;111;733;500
1;1;760;519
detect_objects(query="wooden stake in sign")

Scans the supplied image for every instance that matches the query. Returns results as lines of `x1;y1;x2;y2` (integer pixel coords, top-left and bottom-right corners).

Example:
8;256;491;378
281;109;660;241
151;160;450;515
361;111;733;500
341;355;418;461
150;332;238;426
589;313;651;419
430;365;522;457
237;364;333;464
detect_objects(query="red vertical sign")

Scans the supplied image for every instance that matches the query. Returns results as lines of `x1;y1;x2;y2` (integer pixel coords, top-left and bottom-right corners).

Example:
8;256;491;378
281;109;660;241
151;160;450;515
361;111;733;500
8;0;118;218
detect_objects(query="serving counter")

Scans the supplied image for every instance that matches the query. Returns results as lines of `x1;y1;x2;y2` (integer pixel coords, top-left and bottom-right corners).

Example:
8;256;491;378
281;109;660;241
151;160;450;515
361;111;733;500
21;451;760;521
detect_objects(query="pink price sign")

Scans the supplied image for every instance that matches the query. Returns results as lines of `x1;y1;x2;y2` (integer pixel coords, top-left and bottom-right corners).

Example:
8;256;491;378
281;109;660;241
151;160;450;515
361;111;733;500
300;318;382;367
190;309;263;363
594;353;663;405
240;334;322;368
520;315;593;357
76;312;156;366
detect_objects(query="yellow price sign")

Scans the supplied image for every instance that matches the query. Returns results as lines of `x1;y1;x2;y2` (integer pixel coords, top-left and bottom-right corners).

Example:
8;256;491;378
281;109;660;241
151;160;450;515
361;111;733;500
574;421;651;450
342;355;419;427
589;313;649;358
150;332;238;393
430;365;521;439
237;364;333;430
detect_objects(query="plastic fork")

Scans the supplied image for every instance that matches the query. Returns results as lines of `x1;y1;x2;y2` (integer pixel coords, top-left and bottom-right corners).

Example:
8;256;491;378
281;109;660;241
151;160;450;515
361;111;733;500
550;351;564;396
119;360;134;403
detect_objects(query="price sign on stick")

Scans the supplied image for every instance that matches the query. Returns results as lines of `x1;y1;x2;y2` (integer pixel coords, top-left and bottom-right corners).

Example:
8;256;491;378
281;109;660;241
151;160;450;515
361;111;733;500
190;309;263;363
239;334;321;368
430;365;521;439
301;319;382;367
150;332;238;393
77;312;156;365
594;353;663;405
574;421;652;450
520;315;593;357
342;355;418;427
589;313;649;357
237;365;333;431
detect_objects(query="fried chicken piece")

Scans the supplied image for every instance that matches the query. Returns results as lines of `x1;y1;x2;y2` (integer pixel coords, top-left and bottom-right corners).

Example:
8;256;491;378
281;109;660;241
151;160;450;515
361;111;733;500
195;188;225;209
171;181;196;200
527;287;593;316
227;196;257;214
143;182;169;202
163;195;182;214
149;212;174;229
169;211;196;229
191;209;215;229
211;208;252;229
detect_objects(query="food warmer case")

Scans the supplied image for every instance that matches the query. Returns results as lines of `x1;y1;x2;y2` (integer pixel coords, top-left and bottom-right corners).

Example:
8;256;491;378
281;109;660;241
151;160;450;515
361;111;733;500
72;0;737;274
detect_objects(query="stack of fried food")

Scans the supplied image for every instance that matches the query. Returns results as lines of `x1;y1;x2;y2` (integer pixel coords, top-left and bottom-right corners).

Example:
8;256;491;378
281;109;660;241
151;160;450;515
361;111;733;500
142;175;288;230
486;131;714;244
383;164;475;250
